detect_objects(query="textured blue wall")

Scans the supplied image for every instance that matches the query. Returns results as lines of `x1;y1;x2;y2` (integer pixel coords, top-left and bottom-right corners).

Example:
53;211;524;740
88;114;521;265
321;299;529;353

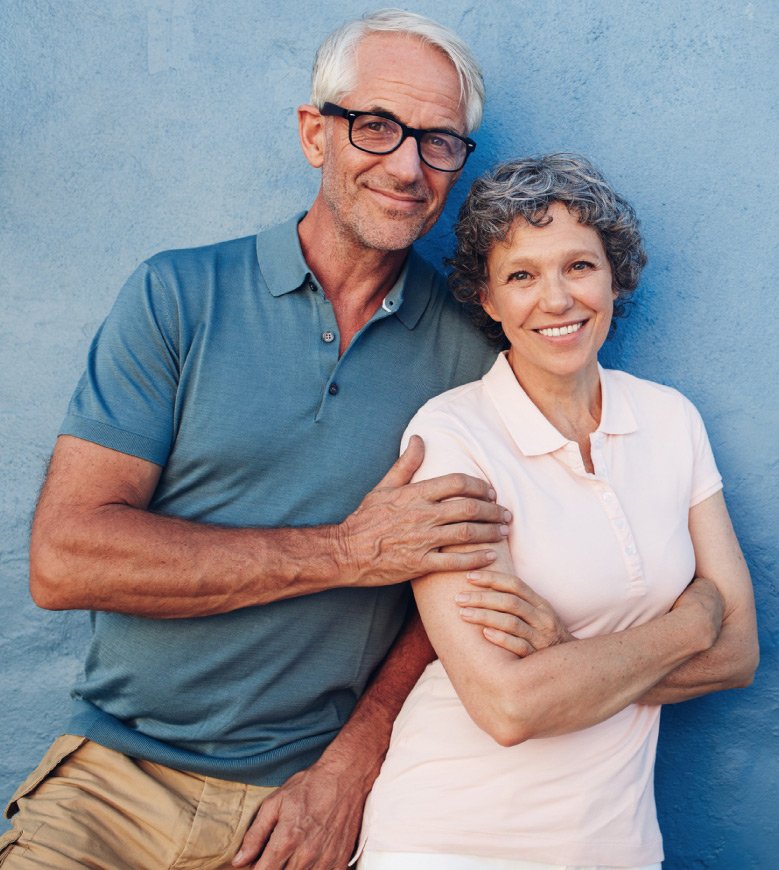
2;1;777;866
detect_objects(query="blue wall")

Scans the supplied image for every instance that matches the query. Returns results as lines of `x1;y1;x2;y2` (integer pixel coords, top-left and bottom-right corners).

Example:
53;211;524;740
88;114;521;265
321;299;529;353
2;1;777;866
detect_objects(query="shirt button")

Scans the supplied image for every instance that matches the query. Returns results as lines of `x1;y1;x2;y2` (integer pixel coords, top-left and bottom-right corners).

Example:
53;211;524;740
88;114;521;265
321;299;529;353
328;383;339;396
308;280;317;292
322;331;335;343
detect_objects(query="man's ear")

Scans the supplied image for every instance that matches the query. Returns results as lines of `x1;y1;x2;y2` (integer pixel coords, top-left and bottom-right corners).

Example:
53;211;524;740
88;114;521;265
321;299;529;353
298;104;326;168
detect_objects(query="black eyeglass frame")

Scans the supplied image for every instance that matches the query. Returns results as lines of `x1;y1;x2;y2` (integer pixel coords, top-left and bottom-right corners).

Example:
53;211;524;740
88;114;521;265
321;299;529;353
320;102;476;172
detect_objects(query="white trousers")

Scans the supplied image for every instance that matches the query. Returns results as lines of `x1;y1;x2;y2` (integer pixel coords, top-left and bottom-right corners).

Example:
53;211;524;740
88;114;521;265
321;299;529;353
358;853;662;870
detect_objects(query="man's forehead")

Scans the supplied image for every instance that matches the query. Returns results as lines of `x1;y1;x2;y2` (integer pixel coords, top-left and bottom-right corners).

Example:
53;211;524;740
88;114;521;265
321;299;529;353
345;31;466;129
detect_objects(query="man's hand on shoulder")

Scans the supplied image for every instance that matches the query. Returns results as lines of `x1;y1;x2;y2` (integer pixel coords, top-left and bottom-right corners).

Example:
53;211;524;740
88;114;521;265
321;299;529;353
335;435;511;586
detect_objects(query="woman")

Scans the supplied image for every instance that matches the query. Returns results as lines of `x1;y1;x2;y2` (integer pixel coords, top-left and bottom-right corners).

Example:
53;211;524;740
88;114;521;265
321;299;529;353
356;155;758;869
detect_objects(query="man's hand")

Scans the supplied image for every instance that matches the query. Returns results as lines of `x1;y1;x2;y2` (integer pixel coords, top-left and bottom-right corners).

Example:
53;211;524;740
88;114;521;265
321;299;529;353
232;756;367;870
455;569;575;656
336;435;511;586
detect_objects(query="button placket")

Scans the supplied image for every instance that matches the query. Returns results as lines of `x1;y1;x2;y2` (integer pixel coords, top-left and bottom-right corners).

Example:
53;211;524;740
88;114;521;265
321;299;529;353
594;481;644;589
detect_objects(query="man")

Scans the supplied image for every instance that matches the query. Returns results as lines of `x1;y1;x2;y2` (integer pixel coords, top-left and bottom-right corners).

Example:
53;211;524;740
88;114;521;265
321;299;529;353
2;10;516;869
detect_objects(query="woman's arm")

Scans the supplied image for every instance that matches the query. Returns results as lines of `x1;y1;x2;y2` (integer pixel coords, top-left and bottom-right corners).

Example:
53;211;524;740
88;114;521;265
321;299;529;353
459;491;758;706
637;490;758;703
413;541;724;747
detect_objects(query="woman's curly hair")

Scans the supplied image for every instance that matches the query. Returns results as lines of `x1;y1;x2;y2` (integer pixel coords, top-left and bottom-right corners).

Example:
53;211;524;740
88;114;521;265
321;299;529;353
448;153;647;346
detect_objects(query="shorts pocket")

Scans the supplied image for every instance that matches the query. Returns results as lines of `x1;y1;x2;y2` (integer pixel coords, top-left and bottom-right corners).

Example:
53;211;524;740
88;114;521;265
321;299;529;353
4;735;87;820
0;828;22;865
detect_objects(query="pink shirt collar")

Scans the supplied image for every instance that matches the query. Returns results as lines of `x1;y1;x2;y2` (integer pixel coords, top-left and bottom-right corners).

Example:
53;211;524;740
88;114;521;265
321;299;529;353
482;352;639;457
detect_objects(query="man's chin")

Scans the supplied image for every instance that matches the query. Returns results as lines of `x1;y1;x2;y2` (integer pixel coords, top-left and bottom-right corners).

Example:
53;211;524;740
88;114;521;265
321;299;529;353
356;214;435;252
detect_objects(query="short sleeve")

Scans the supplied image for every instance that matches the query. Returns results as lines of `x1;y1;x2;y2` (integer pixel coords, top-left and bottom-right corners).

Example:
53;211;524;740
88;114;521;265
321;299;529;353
684;396;723;507
401;400;490;487
60;261;180;466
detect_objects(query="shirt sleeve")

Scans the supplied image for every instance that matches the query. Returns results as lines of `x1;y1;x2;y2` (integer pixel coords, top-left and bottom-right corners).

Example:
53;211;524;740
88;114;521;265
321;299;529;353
683;395;723;507
59;261;180;466
401;400;490;487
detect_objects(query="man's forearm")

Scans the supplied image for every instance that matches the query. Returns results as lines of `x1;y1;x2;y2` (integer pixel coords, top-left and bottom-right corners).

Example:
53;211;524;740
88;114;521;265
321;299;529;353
30;435;508;618
232;608;436;868
31;502;345;617
316;606;435;780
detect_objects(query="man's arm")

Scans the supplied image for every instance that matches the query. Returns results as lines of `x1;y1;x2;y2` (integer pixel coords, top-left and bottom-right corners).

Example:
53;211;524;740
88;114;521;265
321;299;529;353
232;608;434;869
29;434;511;617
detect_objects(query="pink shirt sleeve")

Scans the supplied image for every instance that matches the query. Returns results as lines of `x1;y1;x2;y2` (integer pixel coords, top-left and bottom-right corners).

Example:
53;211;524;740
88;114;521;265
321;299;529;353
683;395;723;507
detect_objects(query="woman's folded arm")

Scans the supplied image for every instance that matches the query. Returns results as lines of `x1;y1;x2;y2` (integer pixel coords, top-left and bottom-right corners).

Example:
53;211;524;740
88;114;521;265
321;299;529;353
413;540;724;747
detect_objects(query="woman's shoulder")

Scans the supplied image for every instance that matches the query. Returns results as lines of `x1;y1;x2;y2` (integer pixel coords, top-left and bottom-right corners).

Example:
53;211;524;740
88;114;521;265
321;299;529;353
604;367;702;414
409;378;489;427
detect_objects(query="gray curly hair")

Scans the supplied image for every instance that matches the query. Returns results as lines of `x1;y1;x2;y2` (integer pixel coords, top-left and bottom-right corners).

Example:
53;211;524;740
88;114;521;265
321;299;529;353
448;153;647;345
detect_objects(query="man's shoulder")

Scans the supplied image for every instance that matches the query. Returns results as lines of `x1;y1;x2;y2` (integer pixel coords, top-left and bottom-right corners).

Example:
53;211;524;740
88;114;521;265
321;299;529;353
144;233;259;274
405;249;491;339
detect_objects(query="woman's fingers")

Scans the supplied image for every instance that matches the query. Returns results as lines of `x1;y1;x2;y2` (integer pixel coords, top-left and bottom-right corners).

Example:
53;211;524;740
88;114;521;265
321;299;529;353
457;570;575;650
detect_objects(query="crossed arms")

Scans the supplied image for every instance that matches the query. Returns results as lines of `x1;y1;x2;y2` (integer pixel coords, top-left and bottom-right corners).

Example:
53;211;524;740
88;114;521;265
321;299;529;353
416;489;758;747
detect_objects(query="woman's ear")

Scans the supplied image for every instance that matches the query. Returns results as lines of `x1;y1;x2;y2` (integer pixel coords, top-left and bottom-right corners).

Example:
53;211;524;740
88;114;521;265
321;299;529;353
298;104;326;168
481;288;499;323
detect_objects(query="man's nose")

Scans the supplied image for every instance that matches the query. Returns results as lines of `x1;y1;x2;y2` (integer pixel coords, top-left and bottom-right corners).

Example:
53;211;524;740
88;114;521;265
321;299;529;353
382;135;425;184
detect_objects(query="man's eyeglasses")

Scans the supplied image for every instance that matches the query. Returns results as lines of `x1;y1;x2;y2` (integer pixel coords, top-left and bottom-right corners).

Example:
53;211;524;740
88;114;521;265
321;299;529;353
320;102;476;173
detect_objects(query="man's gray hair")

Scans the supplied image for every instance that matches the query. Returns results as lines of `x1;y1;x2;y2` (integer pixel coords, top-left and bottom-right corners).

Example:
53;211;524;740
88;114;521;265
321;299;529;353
449;153;647;345
311;8;485;133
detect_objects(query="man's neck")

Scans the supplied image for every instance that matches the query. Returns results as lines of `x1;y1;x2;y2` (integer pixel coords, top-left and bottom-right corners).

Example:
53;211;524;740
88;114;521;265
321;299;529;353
298;200;410;353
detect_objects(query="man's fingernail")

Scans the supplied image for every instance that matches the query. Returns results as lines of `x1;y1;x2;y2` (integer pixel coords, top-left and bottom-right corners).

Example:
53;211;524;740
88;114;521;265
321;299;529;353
460;607;475;618
232;852;243;866
485;550;497;561
455;592;470;603
500;524;510;535
488;488;497;501
503;510;512;522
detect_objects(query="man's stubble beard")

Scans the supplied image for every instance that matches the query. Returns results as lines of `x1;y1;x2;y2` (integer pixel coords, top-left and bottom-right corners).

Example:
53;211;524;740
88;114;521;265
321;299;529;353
321;163;440;253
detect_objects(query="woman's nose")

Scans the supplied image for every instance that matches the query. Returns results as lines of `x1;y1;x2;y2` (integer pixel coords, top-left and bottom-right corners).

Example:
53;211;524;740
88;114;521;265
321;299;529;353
539;274;573;312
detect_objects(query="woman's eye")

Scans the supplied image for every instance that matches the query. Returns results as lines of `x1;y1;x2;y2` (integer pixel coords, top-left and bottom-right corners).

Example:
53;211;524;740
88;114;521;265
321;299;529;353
507;271;530;282
571;260;594;271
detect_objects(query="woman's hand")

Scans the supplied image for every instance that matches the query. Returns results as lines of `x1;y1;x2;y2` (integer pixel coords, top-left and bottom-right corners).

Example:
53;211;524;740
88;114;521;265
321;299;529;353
455;569;575;657
669;576;724;650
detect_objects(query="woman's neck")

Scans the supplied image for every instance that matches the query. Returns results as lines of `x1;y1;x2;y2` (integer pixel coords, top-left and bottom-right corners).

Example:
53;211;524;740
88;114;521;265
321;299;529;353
507;352;602;472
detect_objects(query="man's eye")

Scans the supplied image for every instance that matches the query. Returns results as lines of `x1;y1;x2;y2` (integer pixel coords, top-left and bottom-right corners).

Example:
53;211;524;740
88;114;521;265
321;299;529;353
365;120;390;133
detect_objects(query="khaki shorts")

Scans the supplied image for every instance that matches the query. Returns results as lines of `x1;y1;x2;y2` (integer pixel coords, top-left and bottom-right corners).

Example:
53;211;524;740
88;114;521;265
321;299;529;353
0;735;276;869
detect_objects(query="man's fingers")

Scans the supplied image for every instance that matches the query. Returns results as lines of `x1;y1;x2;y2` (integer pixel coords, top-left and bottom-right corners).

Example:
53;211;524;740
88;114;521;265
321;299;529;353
374;434;425;489
418;471;497;504
232;800;279;866
434;519;511;550
424;548;498;574
438;496;511;526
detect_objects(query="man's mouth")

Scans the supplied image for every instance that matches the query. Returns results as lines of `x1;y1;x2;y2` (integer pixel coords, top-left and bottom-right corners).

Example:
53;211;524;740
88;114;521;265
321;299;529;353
535;320;586;338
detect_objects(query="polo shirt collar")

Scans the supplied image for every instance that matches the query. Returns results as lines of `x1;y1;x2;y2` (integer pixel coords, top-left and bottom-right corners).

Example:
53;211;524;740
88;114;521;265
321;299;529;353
255;212;434;330
482;353;638;457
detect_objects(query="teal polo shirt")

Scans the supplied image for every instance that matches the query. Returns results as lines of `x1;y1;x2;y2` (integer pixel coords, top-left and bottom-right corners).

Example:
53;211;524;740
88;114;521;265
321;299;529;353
60;213;497;785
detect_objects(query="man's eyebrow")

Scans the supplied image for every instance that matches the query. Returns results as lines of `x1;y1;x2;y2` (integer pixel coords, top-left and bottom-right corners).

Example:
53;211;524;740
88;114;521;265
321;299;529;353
361;105;464;137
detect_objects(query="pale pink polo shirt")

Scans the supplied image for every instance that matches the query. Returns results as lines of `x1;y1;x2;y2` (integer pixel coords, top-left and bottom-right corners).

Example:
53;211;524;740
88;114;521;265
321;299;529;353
358;353;722;867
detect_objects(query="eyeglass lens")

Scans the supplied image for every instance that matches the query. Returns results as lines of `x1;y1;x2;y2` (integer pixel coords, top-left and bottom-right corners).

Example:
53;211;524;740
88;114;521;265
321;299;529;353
350;115;467;171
